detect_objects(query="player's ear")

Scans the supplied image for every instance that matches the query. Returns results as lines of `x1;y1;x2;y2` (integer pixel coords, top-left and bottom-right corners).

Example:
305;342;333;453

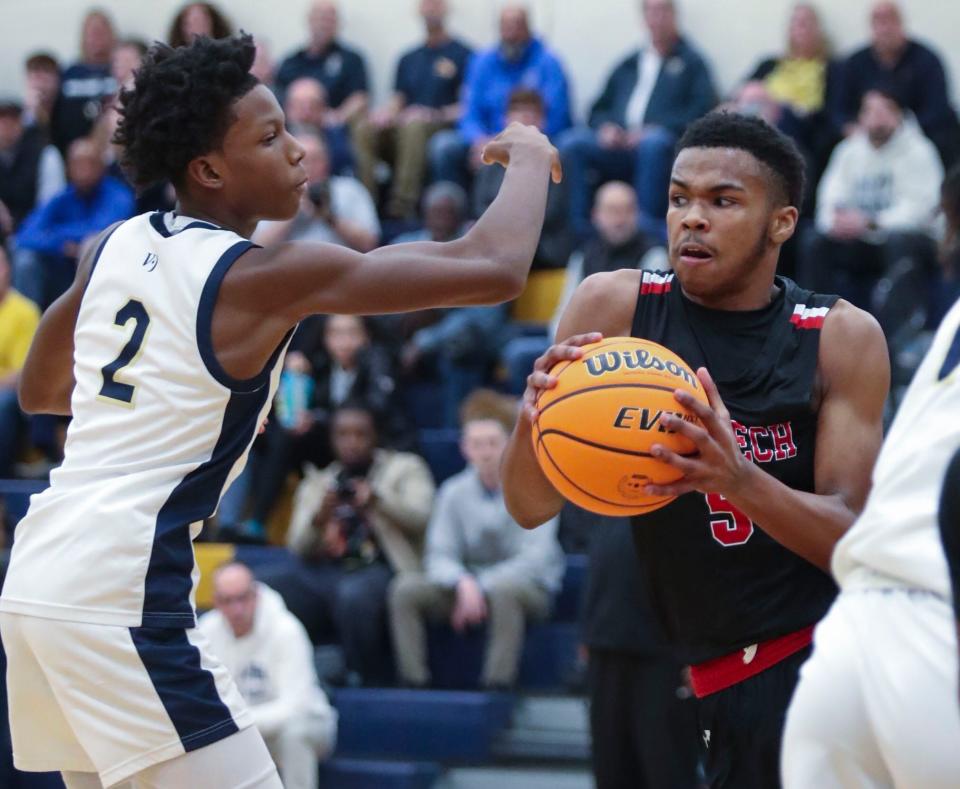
186;154;224;192
769;205;798;246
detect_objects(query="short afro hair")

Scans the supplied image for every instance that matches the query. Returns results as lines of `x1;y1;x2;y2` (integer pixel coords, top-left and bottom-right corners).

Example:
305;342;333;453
113;33;258;189
675;112;806;209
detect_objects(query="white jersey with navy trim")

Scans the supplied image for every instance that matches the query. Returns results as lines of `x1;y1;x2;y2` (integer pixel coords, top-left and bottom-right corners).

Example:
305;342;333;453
832;296;960;598
0;211;289;628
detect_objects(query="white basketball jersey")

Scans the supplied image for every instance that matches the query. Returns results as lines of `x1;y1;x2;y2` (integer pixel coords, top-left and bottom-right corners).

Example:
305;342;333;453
0;212;289;628
832;296;960;599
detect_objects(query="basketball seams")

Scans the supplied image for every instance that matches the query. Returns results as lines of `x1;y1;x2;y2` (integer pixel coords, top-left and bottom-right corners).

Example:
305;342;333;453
539;428;698;460
535;430;674;512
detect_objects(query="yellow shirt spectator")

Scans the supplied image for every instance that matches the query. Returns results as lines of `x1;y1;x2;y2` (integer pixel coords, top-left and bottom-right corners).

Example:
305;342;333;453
0;290;41;380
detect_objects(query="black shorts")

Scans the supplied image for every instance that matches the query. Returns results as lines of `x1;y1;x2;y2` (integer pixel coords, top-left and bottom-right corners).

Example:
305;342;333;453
697;646;811;789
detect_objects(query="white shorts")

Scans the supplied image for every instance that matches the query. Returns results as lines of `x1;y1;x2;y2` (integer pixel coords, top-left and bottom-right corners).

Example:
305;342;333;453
0;612;253;787
781;588;960;788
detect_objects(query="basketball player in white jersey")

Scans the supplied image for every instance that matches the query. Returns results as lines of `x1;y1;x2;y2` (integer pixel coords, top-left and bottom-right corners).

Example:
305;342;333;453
0;34;560;788
781;168;960;786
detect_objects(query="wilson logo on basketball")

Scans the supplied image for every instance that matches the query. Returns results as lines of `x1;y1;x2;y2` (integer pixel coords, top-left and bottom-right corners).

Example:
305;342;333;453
584;350;699;389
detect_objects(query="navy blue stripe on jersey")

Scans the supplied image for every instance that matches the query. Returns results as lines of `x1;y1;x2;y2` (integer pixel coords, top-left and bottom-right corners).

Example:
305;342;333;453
196;240;283;394
141;385;271;627
130;627;239;751
148;211;222;238
940;448;960;617
938;322;960;380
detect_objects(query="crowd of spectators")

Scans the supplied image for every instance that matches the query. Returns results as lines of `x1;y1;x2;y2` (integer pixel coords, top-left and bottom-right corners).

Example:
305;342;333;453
2;1;960;781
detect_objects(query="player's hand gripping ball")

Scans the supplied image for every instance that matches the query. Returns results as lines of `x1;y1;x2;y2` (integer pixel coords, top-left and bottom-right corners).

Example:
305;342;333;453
532;337;708;515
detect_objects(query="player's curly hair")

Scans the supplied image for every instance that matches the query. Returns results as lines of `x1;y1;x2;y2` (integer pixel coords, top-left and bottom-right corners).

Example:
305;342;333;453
675;111;806;209
113;33;258;189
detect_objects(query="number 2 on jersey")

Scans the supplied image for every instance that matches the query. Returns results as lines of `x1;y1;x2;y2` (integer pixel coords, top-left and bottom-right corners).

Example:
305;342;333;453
706;492;754;547
99;299;151;406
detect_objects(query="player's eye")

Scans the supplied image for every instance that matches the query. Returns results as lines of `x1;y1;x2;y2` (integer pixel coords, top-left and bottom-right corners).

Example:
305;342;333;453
670;194;687;207
262;133;277;145
715;196;735;207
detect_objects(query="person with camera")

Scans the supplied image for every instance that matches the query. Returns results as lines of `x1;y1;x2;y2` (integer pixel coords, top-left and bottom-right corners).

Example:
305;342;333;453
260;402;435;686
254;131;380;252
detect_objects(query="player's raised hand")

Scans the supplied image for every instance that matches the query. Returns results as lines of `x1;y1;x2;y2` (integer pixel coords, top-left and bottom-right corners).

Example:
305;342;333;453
645;367;752;498
481;122;563;184
521;333;604;424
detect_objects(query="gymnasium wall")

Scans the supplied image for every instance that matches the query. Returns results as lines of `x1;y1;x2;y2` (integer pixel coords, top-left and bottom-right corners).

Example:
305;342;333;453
0;0;958;118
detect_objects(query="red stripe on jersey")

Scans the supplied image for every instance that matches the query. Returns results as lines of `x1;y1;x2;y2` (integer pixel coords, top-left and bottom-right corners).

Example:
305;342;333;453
789;314;826;330
641;279;672;295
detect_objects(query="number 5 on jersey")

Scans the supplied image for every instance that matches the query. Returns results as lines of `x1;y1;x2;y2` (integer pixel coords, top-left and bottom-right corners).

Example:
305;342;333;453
98;299;151;407
706;492;755;547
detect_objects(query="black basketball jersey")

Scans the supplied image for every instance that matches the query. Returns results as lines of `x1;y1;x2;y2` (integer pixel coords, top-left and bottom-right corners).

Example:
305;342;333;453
629;270;839;664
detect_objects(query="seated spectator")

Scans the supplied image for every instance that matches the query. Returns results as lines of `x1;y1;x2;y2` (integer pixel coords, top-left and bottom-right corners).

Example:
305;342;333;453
354;0;472;218
502;181;664;395
428;3;571;189
51;9;117;154
200;562;337;789
833;1;960;167
167;2;233;48
473;88;571;269
261;402;435;685
400;291;509;428
14;137;134;308
389;390;563;690
550;182;665;338
935;165;960;326
392;181;468;245
742;3;841;176
240;314;405;540
0;244;40;479
0;99;65;237
93;40;175;215
558;0;715;241
251;38;277;90
276;1;370;130
254;132;379;252
22;52;61;135
802;89;942;317
284;77;354;175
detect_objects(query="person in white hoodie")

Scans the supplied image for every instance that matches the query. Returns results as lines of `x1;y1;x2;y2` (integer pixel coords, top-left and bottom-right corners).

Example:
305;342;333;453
801;87;943;316
199;562;337;789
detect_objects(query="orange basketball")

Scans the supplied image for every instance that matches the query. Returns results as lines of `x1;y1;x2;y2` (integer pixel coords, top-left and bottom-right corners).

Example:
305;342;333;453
532;337;708;516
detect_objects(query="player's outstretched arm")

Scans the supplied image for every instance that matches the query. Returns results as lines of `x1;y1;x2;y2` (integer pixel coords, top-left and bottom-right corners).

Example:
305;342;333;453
18;225;119;415
647;300;890;571
210;124;560;380
501;270;638;528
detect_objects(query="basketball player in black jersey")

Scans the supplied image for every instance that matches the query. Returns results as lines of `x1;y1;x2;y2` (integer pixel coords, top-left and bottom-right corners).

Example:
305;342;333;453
502;112;890;788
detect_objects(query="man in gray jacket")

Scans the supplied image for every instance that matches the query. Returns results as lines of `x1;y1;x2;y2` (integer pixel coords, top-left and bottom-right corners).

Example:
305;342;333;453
389;390;564;689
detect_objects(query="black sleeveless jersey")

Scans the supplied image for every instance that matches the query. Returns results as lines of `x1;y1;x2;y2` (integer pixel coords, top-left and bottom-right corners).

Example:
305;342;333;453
629;271;839;664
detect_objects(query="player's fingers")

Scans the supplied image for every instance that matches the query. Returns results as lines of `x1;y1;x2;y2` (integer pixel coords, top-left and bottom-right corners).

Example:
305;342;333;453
563;332;604;347
527;370;557;391
696;367;730;421
550;147;563;184
644;480;698;498
649;444;700;475
660;413;710;447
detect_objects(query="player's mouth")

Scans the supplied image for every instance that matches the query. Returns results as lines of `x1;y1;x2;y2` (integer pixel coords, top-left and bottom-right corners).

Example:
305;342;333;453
295;177;308;194
677;241;715;266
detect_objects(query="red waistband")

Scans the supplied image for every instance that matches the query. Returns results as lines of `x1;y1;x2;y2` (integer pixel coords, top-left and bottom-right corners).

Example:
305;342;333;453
689;625;815;699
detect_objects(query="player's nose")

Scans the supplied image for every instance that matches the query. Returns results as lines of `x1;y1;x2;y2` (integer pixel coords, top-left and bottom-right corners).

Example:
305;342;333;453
681;204;710;232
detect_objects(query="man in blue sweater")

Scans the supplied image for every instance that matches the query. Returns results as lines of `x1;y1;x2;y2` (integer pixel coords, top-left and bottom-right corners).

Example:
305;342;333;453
558;0;715;241
428;4;571;188
14;137;134;308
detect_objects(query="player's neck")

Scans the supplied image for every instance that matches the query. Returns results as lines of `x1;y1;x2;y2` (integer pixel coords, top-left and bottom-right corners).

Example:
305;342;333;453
174;198;257;240
681;279;780;312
